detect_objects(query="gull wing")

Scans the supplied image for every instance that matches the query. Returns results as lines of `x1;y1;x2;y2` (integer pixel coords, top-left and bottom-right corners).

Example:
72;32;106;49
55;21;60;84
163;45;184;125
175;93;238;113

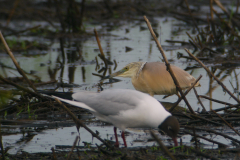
72;89;141;116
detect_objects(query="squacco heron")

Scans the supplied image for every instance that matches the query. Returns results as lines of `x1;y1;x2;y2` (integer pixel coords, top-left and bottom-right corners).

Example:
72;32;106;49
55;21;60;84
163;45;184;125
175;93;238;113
104;62;200;97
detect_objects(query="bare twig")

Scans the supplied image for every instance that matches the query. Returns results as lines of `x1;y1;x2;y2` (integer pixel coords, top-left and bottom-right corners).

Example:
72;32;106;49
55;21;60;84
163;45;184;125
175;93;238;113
193;87;207;112
183;130;227;148
67;136;79;160
144;16;195;114
190;113;222;125
185;48;240;104
94;29;108;77
213;0;228;13
0;125;5;160
54;98;113;149
186;146;219;160
192;126;198;149
113;59;117;70
150;130;176;160
54;0;65;32
184;0;200;33
59;37;65;65
0;75;42;98
79;0;86;29
199;95;233;106
210;0;214;20
6;0;20;26
211;104;240;112
95;56;100;71
0;61;39;78
197;34;203;48
5;25;41;37
237;0;240;13
211;110;240;136
214;0;240;28
169;75;202;112
184;125;240;144
92;73;104;78
34;80;57;86
186;32;201;49
0;31;37;91
212;7;232;30
51;147;57;160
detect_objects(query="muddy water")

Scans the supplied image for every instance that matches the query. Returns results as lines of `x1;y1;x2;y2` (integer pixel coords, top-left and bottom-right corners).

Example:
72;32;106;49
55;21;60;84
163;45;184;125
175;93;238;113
3;125;173;154
1;17;240;153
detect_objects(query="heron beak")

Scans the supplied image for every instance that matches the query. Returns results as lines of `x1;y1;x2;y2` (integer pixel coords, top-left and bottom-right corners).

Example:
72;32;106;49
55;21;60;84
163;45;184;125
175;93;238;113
101;70;124;80
172;137;178;146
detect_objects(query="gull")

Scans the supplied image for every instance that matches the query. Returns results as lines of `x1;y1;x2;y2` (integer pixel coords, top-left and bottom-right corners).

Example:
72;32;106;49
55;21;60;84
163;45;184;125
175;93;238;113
51;89;180;147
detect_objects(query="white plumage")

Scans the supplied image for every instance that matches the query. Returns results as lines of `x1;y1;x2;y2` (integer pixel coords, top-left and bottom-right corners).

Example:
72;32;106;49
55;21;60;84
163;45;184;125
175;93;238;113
52;89;179;147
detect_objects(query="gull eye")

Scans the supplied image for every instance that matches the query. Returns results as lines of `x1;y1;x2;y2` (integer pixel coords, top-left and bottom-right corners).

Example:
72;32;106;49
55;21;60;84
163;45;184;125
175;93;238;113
125;67;129;70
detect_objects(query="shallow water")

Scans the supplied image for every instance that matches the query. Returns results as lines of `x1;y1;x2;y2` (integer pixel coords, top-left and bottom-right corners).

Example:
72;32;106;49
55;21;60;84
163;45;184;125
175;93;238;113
3;125;172;154
1;14;240;153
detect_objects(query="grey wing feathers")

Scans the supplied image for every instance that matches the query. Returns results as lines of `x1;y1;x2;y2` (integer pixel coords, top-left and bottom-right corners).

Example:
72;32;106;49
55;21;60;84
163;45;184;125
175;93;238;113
72;90;139;115
52;95;96;112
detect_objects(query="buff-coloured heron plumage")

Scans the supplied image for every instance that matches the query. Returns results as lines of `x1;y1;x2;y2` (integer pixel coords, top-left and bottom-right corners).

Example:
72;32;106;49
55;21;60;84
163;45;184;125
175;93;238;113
104;62;200;97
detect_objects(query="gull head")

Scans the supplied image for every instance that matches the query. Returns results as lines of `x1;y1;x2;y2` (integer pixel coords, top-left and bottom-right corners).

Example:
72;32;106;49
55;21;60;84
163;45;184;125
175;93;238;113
158;116;180;146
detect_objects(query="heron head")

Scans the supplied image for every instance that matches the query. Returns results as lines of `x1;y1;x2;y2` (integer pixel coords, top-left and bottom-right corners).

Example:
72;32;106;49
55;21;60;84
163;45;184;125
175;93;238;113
158;116;180;146
109;62;145;78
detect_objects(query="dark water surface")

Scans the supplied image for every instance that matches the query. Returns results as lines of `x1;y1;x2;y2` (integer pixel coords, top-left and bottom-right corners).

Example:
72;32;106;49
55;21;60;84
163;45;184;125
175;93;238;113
0;7;240;154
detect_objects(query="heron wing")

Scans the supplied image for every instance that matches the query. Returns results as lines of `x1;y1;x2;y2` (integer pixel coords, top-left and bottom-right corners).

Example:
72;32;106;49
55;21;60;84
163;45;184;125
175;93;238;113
141;62;197;95
72;89;140;116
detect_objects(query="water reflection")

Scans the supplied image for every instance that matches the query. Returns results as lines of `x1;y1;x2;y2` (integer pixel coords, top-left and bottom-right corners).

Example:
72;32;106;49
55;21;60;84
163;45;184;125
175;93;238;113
1;16;240;153
204;67;239;110
0;18;239;109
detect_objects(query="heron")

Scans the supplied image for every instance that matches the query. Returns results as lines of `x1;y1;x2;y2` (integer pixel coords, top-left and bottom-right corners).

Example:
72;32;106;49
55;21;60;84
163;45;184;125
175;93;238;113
51;89;180;147
103;62;200;97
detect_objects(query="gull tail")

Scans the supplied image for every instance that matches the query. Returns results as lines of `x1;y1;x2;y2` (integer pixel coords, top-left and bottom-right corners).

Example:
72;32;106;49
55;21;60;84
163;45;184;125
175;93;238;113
52;95;96;112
